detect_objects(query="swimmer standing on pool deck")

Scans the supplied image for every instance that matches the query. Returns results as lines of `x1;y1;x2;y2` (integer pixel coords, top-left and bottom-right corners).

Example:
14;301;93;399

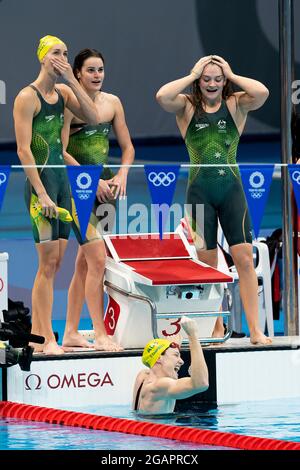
61;48;134;351
156;55;271;345
13;35;99;355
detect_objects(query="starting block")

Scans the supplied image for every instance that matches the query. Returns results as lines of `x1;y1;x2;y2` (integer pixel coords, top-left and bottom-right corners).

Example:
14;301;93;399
103;232;233;348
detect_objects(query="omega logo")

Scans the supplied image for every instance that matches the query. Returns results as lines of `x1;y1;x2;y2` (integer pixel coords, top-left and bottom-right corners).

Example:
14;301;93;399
25;374;42;390
24;372;114;390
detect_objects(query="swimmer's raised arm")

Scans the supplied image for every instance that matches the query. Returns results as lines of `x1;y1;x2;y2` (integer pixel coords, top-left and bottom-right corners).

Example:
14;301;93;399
147;317;209;400
211;55;269;112
156;56;212;115
57;81;99;125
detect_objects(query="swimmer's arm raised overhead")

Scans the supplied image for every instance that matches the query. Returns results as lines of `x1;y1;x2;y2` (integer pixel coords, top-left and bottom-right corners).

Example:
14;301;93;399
212;55;269;112
149;318;209;401
148;354;208;401
13;89;57;218
156;56;212;115
111;95;135;198
52;57;99;125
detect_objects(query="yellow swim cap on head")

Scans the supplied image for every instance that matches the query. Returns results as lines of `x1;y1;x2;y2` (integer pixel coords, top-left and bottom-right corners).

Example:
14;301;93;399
142;339;171;368
37;35;66;62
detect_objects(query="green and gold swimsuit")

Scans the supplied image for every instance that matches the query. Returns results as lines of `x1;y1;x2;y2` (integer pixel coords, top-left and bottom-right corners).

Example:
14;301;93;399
68;122;115;244
25;85;71;243
185;100;252;249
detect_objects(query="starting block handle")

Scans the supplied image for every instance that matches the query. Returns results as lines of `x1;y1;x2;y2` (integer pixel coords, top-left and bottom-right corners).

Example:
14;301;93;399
104;280;232;344
104;280;160;337
181;328;232;345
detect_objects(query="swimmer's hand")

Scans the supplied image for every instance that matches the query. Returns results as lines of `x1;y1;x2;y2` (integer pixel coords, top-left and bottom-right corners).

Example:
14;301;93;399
40;205;72;223
50;58;74;82
180;316;199;337
33;194;72;223
109;170;128;200
191;56;213;79
96;179;115;203
36;192;58;219
211;55;234;80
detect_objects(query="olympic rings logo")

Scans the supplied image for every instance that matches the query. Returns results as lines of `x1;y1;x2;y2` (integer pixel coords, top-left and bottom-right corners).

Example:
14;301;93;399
251;192;263;199
76;172;92;190
292;171;300;185
78;194;90;200
0;173;7;186
249;171;264;189
148;172;176;187
217;119;226;130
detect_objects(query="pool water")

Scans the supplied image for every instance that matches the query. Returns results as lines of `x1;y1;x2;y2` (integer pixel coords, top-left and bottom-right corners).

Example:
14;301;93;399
0;418;229;451
1;398;299;450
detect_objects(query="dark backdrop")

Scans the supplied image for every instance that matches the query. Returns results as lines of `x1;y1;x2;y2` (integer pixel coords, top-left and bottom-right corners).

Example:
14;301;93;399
0;0;299;142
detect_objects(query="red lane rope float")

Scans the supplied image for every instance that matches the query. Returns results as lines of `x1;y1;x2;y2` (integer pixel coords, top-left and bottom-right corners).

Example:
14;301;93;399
1;401;300;451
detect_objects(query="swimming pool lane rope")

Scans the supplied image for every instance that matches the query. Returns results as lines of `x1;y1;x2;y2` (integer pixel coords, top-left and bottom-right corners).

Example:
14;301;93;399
1;401;299;451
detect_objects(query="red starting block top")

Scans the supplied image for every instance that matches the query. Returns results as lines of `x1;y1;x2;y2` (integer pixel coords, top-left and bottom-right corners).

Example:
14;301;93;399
104;233;233;285
106;233;190;261
126;259;232;285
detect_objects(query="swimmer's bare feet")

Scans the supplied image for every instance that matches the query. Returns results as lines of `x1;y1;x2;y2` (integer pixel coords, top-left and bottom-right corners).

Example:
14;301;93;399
209;318;228;346
94;335;123;352
250;329;272;345
62;332;93;349
212;325;225;338
211;317;225;340
43;341;65;355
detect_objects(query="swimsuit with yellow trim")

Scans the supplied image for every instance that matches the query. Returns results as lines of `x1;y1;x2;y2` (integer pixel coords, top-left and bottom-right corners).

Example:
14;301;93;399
67;122;116;245
185;100;252;250
25;85;71;243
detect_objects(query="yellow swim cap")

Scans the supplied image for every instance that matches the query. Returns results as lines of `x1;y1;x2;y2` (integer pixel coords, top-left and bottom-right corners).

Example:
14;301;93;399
142;339;171;368
37;35;66;62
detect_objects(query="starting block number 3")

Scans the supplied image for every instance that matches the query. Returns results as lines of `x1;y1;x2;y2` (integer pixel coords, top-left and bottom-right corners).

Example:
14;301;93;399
162;318;181;337
104;296;120;335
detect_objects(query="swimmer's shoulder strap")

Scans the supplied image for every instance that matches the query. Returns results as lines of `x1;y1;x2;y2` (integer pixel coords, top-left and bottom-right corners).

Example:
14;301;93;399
134;380;144;411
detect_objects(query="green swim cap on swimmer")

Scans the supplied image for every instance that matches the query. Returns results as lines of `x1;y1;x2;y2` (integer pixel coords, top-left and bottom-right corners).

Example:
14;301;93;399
142;339;171;368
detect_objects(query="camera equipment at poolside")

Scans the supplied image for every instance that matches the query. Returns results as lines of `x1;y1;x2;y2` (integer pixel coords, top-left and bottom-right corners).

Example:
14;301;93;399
0;341;33;372
0;298;45;371
2;298;32;347
0;322;44;371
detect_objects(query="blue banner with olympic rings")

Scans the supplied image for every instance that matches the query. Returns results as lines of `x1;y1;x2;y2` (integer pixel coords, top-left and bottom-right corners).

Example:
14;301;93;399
0;166;10;212
67;165;103;239
288;164;300;214
239;165;274;239
144;165;180;239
